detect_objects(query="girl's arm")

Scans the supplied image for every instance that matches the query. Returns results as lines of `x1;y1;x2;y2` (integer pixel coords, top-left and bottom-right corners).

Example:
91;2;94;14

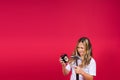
61;62;70;75
75;66;93;80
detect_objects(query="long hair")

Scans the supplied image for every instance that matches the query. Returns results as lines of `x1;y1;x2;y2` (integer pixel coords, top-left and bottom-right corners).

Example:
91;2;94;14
69;37;93;67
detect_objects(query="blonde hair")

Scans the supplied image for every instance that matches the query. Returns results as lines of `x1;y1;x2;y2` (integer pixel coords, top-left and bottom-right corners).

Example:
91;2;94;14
69;37;93;68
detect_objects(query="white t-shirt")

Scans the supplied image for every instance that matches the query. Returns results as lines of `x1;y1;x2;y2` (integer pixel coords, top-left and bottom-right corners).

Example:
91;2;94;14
66;58;96;80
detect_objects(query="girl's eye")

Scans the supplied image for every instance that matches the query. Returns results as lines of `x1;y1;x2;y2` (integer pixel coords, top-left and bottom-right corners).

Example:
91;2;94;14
80;47;83;49
77;47;84;49
77;47;80;49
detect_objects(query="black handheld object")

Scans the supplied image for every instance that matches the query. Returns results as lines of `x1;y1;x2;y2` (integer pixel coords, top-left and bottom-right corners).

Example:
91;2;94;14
71;55;81;60
60;54;69;63
71;55;80;80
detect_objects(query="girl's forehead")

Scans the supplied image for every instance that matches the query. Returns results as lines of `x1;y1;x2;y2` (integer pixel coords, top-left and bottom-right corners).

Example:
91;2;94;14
78;42;85;46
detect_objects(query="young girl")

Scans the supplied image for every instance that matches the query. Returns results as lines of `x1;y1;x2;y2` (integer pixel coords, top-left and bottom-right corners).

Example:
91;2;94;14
60;37;96;80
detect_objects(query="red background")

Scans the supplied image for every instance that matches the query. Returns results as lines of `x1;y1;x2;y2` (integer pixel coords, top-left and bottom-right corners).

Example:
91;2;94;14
0;0;120;80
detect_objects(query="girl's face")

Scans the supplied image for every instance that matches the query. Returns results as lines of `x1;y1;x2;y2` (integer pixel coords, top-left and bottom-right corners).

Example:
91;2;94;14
77;42;86;56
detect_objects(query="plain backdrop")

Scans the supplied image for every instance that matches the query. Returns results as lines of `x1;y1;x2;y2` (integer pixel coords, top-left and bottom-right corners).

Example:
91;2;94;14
0;0;120;80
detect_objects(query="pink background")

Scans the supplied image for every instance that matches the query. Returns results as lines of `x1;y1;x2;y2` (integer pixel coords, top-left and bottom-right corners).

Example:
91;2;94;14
0;0;120;80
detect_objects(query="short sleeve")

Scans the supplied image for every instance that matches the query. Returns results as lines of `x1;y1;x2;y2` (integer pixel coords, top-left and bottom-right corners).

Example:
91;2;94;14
88;58;96;76
66;64;71;71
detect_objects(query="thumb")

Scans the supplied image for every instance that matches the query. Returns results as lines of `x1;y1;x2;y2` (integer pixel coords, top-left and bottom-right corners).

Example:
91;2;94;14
74;66;78;69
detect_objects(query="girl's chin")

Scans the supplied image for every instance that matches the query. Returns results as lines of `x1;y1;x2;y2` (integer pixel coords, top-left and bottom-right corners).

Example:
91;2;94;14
80;53;84;56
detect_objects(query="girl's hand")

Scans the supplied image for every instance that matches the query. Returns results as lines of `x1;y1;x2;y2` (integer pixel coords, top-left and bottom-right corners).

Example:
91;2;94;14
74;66;84;75
59;58;66;67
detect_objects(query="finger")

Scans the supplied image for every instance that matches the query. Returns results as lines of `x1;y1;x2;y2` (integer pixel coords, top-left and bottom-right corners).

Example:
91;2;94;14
74;66;77;69
60;60;64;63
59;58;63;62
74;69;78;74
59;57;62;60
74;66;78;69
59;59;63;63
59;59;65;64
